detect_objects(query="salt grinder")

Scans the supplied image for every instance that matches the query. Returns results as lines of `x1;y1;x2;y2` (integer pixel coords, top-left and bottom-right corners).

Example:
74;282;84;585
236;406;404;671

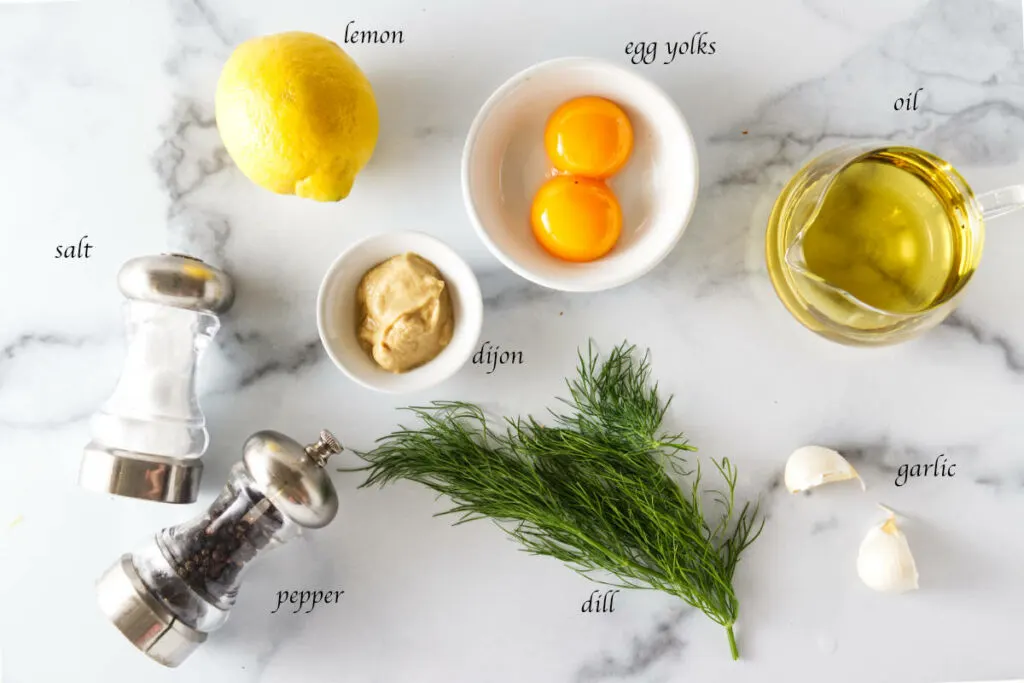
79;254;234;504
96;429;342;667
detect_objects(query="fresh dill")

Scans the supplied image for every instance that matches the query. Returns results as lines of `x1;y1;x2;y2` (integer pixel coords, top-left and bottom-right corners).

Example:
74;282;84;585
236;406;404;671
355;342;764;660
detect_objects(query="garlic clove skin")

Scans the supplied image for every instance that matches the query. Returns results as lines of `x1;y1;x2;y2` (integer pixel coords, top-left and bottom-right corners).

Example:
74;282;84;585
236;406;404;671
856;510;919;593
784;445;865;493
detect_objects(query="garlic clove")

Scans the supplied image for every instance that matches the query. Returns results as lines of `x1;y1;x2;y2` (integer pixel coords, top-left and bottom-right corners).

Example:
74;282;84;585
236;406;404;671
784;445;865;493
856;508;919;593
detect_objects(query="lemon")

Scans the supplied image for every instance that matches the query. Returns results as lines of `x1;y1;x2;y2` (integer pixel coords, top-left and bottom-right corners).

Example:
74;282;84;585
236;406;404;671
215;31;379;202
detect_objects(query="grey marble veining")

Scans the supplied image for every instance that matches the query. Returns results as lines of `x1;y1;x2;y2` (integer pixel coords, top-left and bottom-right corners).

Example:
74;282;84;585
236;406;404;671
574;606;689;683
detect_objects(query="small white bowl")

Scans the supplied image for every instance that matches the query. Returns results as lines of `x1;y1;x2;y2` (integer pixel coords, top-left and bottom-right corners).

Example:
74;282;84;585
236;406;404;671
316;232;483;394
462;57;699;292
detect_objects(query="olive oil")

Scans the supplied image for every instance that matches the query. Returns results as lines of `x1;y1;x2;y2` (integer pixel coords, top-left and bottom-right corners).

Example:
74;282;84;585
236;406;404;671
767;146;984;344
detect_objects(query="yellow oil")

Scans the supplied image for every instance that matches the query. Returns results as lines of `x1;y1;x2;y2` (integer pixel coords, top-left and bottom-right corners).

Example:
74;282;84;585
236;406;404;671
767;147;983;342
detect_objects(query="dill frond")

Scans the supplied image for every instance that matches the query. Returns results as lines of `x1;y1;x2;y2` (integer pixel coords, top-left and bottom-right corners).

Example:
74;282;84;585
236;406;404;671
356;342;764;660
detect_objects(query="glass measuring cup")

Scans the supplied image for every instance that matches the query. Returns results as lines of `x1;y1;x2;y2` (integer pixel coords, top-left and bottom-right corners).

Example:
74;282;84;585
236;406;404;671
766;142;1024;345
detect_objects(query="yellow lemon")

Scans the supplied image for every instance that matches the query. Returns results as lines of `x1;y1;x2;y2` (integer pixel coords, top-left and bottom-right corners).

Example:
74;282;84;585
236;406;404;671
215;31;379;202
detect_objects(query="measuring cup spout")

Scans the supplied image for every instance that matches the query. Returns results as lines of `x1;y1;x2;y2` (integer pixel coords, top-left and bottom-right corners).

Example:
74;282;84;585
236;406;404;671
783;226;916;320
977;185;1024;221
781;237;853;303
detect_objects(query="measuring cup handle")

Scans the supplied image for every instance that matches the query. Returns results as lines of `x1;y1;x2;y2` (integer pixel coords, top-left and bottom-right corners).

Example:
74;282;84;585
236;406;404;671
977;185;1024;221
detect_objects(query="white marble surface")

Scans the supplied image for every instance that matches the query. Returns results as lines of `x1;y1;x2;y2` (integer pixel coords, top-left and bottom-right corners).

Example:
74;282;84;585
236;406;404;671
2;0;1024;680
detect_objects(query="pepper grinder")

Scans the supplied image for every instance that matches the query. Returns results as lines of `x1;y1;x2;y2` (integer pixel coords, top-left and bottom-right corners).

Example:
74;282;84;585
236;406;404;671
79;253;234;503
96;429;342;667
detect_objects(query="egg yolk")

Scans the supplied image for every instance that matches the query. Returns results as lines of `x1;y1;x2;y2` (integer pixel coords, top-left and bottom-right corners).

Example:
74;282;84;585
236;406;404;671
531;176;622;262
544;96;634;178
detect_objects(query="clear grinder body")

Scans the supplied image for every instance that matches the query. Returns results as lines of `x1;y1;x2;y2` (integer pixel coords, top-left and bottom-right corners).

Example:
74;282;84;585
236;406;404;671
96;429;341;667
79;254;234;503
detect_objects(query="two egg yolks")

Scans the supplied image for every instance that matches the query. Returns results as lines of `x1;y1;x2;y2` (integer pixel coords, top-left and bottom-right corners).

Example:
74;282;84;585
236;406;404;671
531;97;633;262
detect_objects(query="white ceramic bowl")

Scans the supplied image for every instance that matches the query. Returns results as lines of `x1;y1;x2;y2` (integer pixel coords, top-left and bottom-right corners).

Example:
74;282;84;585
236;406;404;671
317;232;483;394
462;57;699;292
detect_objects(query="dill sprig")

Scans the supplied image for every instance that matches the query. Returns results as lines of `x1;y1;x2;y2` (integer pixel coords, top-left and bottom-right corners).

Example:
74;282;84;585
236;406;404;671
355;342;764;660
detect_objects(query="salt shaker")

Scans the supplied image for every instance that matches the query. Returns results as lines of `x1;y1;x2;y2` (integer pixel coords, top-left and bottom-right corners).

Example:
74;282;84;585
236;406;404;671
96;428;342;667
79;254;234;503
